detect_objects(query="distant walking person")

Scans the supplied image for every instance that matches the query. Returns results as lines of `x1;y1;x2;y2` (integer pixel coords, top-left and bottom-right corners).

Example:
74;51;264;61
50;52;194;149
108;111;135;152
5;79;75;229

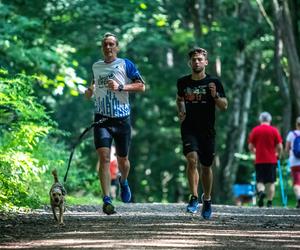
176;47;228;219
285;116;300;208
85;32;145;215
248;112;283;208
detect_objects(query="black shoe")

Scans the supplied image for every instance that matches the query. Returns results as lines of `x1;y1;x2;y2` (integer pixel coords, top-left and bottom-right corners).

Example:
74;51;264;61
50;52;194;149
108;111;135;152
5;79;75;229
257;191;265;207
266;200;272;208
296;200;300;209
102;196;116;215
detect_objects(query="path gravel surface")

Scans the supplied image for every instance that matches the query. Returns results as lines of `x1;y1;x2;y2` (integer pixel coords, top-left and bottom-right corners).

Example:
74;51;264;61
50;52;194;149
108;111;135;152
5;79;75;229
0;203;299;249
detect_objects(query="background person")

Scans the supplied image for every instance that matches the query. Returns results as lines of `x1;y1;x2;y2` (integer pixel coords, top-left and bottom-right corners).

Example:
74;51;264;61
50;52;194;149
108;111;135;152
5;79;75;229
248;112;283;208
109;145;119;200
285;116;300;208
176;47;228;219
85;32;145;215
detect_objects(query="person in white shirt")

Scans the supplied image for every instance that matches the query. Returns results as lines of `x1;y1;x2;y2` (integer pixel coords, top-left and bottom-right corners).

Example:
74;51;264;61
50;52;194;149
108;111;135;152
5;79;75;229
85;32;145;215
285;116;300;208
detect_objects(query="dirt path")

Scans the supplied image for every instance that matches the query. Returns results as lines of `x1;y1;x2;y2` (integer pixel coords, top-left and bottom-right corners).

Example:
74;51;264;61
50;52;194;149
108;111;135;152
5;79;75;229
0;203;299;249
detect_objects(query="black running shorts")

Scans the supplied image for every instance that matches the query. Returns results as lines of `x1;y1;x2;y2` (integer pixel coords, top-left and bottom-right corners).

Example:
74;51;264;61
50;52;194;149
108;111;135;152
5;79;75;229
255;163;277;183
181;131;215;167
93;114;131;157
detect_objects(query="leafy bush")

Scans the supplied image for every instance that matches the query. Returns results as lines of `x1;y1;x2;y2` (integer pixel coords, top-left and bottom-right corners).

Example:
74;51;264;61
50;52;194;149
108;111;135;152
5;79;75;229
0;70;102;211
0;70;68;210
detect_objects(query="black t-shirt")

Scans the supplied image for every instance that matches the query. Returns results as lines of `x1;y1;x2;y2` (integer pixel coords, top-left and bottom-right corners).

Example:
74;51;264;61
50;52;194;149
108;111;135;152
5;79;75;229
177;74;226;135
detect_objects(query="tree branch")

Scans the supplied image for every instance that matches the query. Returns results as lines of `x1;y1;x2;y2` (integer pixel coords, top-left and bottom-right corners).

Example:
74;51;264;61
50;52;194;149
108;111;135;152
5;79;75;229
255;0;274;31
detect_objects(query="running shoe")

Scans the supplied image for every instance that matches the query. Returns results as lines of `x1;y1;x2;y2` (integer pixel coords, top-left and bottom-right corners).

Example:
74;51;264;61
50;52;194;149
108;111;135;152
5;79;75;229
119;177;132;203
266;200;272;208
186;195;199;213
296;199;300;209
201;194;212;220
257;191;265;207
102;196;116;215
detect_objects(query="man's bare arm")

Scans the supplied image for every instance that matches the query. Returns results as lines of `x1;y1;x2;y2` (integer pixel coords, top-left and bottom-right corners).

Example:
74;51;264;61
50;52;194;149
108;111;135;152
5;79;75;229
123;80;145;92
276;143;283;158
248;143;255;154
107;79;145;92
285;141;291;153
176;95;186;122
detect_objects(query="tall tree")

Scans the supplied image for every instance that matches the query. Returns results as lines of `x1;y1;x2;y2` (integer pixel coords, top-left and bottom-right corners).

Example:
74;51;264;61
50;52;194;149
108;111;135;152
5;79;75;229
186;0;202;44
218;2;263;203
272;0;300;115
270;1;291;135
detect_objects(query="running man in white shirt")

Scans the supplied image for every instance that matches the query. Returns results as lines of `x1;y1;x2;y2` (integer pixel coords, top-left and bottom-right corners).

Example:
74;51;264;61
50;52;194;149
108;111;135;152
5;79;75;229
85;32;145;214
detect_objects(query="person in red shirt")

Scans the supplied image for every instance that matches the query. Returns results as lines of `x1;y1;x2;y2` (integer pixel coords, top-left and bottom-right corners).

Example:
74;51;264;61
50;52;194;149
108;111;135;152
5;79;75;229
248;112;283;207
109;146;119;199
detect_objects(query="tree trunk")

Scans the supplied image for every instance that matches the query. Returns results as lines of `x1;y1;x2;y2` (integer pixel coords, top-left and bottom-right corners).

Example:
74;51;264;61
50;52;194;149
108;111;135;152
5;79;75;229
218;49;261;204
186;0;202;44
272;1;291;136
238;52;261;152
217;48;245;204
289;0;300;56
273;0;300;115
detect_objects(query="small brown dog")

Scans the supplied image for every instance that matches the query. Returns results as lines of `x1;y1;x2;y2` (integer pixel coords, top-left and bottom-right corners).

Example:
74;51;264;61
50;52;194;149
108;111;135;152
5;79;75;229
49;169;66;225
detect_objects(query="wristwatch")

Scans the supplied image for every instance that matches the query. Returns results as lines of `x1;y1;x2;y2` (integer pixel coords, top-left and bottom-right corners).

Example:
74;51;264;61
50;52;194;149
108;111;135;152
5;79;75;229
214;92;220;99
118;84;124;92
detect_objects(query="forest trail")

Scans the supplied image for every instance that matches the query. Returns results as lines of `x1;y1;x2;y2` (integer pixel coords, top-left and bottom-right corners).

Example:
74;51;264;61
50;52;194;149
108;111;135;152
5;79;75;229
0;203;299;249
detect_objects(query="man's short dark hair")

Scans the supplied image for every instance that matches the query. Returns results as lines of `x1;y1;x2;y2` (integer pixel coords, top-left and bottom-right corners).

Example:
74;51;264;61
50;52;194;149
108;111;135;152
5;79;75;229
102;32;119;46
188;47;208;59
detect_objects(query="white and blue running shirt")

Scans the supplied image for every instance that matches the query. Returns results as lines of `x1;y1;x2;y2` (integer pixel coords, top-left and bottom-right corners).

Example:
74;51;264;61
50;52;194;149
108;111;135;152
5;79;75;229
92;58;144;118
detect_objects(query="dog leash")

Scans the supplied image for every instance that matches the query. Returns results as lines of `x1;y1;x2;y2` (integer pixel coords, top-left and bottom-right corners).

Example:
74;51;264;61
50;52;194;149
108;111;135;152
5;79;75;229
63;117;108;183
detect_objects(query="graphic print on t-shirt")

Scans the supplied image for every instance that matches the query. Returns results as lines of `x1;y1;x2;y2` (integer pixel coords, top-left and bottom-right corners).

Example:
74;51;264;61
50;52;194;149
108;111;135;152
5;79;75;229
93;58;143;118
184;85;208;103
95;70;129;117
96;72;114;88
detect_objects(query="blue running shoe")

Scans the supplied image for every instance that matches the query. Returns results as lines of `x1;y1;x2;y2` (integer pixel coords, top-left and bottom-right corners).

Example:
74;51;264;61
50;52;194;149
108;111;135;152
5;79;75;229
201;194;212;219
186;195;199;213
119;177;131;203
102;196;116;215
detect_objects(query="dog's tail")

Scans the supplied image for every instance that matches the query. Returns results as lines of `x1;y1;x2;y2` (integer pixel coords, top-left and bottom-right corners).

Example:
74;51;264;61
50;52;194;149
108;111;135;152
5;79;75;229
52;169;59;183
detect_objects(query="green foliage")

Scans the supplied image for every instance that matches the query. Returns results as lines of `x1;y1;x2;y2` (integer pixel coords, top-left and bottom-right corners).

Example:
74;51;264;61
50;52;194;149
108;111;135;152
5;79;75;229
0;0;86;101
0;71;103;211
0;73;43;209
0;72;68;211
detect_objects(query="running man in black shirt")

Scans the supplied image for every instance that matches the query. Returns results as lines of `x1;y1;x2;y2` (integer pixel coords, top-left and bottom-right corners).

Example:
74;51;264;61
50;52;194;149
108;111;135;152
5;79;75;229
176;47;228;219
